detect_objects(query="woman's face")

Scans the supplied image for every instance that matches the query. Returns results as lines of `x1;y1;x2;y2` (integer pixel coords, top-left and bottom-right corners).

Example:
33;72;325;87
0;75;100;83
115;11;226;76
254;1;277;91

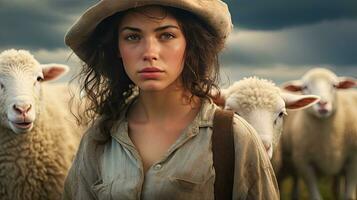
118;6;186;92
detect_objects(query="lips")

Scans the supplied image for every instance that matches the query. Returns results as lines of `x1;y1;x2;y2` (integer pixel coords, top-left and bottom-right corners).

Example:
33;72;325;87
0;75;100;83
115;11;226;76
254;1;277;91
139;67;163;73
318;108;329;115
10;121;33;130
138;67;164;79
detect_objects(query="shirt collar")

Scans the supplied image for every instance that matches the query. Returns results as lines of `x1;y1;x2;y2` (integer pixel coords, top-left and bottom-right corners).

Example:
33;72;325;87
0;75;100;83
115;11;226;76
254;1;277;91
110;98;218;142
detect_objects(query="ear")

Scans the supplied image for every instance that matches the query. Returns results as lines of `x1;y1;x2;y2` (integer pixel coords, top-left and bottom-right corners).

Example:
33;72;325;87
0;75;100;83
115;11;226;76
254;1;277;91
282;92;320;110
41;64;69;82
281;80;304;92
335;77;356;89
212;88;227;108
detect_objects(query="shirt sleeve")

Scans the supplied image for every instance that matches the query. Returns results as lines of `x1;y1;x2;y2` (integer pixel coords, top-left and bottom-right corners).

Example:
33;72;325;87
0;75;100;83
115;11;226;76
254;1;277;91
62;130;99;200
231;115;280;200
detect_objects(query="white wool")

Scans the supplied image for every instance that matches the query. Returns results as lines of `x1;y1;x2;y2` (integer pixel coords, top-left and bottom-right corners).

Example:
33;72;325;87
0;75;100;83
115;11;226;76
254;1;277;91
223;76;286;161
302;67;339;83
225;77;281;113
0;49;40;71
0;49;83;199
283;68;357;200
223;76;320;176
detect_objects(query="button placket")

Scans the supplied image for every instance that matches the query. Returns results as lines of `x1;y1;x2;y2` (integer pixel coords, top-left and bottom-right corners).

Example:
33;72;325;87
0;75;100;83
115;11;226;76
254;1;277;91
154;164;162;170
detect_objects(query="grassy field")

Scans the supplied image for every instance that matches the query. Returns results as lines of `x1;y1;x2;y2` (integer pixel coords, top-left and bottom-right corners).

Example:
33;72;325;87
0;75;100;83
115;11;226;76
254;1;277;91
280;177;338;200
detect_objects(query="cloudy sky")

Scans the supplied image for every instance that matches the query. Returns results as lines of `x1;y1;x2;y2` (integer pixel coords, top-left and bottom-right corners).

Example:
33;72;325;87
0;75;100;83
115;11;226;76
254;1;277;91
0;0;356;85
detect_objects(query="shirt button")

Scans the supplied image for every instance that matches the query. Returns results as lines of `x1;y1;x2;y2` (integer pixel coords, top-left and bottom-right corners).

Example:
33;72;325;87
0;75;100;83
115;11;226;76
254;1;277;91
154;164;162;170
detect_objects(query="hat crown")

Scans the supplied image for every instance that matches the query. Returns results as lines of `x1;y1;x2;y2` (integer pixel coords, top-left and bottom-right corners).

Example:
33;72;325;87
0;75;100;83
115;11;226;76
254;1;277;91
65;0;233;60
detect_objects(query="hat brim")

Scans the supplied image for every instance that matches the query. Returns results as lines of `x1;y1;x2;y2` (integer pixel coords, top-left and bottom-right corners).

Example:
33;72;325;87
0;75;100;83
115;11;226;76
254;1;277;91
65;0;233;60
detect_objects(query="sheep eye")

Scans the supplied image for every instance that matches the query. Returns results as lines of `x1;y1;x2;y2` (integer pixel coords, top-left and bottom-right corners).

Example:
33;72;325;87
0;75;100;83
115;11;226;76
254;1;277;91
234;111;241;116
37;76;44;82
278;111;284;118
0;83;3;89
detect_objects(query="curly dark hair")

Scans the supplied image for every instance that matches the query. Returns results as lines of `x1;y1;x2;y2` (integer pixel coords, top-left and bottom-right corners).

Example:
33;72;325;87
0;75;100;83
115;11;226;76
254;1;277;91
72;6;224;143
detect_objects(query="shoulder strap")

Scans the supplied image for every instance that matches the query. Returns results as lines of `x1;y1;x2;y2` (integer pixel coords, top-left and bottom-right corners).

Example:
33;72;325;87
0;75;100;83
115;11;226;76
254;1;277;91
212;109;235;200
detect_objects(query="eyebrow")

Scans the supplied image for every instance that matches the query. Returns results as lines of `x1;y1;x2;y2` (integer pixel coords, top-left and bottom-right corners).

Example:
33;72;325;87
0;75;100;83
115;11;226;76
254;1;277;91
120;25;180;33
277;106;286;112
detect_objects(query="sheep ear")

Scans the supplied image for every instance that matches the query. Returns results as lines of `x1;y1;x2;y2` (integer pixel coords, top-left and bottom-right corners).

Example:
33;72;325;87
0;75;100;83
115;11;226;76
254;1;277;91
282;92;320;110
41;64;69;81
212;88;227;107
335;77;356;89
281;80;304;92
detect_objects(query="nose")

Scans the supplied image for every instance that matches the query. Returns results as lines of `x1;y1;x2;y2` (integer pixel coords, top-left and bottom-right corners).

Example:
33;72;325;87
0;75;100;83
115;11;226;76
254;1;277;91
143;38;158;62
262;140;272;152
13;103;32;115
318;100;328;108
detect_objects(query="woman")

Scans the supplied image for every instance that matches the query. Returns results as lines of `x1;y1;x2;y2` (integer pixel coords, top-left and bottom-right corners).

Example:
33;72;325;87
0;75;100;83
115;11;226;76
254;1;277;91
63;1;279;199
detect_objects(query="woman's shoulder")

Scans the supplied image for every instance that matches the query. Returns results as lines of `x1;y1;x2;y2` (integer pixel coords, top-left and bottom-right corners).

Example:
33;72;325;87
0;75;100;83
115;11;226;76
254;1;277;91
232;114;258;141
76;118;109;158
82;118;105;141
209;105;267;161
207;102;263;147
231;114;271;167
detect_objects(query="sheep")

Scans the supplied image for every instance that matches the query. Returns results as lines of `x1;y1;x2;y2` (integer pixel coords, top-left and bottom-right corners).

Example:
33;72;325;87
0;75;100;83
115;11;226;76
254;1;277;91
213;77;319;199
282;68;357;200
215;77;319;160
0;49;83;200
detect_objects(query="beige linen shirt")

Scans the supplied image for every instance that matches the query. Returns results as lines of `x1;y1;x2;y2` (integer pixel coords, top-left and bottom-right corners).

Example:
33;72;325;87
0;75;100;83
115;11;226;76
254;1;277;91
62;101;279;200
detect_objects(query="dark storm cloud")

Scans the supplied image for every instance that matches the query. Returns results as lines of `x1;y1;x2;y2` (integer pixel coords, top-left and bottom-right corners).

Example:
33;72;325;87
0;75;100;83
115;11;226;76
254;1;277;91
2;0;357;49
220;19;357;67
0;0;95;50
225;0;357;30
0;0;356;73
0;6;63;49
47;0;97;13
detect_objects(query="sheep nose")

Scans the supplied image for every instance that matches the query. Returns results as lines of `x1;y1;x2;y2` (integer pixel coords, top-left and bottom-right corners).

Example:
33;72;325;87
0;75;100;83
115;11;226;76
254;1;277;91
318;100;328;108
262;141;272;152
13;103;32;115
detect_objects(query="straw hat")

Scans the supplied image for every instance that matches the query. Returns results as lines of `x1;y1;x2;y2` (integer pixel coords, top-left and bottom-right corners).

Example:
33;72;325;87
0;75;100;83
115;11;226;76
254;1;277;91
65;0;233;59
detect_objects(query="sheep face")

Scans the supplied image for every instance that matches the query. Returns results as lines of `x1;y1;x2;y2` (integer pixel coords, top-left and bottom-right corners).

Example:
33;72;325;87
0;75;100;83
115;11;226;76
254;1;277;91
0;49;69;134
226;95;286;158
221;77;319;158
283;68;356;119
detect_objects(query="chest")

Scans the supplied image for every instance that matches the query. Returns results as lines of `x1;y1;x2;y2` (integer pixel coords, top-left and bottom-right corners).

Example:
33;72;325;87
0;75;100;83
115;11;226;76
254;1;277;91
0;135;66;199
299;127;347;174
99;130;215;200
128;123;186;172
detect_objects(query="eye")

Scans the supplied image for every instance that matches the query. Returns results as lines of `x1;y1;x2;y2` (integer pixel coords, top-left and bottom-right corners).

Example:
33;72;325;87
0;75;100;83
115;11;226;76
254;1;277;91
234;111;241;116
37;76;44;82
274;110;286;125
278;111;284;118
0;82;4;89
160;32;175;40
125;34;141;41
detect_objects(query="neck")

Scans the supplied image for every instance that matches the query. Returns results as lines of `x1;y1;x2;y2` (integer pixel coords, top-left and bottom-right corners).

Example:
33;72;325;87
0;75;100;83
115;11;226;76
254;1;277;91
129;88;201;124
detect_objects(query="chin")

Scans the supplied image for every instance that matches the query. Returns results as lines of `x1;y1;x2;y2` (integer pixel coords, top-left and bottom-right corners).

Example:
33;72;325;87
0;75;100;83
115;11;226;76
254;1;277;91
9;123;34;134
312;110;333;119
140;86;163;92
139;83;169;92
